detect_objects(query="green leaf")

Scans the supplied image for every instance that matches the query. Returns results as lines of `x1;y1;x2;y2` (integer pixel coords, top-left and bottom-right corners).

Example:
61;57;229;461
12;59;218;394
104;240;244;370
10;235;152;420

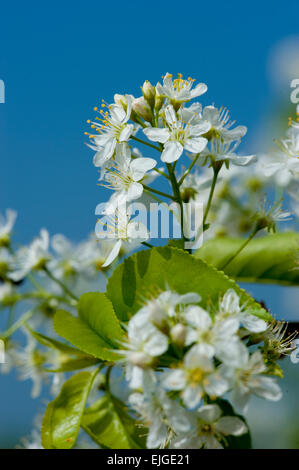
196;232;299;286
41;369;98;449
45;356;100;373
81;394;145;449
26;326;87;356
53;293;124;361
107;246;271;322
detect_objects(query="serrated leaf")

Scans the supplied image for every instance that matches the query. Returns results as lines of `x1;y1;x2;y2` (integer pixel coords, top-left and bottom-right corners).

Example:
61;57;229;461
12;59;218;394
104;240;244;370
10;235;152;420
53;293;124;361
26;326;87;356
81;394;145;449
106;246;271;322
196;232;299;286
45;356;100;373
41;369;98;449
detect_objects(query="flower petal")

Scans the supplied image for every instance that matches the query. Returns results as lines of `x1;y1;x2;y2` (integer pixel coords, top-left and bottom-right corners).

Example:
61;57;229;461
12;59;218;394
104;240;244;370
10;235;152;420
215;417;247;436
161;141;183;163
143;127;170;143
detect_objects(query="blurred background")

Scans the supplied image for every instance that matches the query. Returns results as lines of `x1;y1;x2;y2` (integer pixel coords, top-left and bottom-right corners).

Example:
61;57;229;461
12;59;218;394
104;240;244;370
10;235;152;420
1;0;299;448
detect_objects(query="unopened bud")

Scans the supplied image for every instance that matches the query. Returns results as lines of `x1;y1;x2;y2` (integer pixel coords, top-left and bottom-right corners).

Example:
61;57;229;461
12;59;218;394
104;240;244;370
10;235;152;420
142;80;156;107
154;88;165;111
132;97;153;122
170;324;187;347
181;187;197;202
0;234;10;248
114;94;127;111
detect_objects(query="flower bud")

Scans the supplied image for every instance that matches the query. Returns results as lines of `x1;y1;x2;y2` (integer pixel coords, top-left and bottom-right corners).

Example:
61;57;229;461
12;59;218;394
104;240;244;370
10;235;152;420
114;94;128;111
170;324;187;347
132;97;153;123
0;234;10;248
181;187;197;202
142;80;156;107
154;88;165;111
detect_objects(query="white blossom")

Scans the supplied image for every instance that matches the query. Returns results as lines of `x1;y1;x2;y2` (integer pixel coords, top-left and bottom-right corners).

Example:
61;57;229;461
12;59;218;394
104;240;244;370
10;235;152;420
119;308;168;389
89;96;134;167
172;404;247;449
143;105;210;163
262;122;299;185
218;289;268;333
0;209;17;246
139;290;201;330
202;105;247;142
156;73;207;107
9;229;50;282
96;210;149;267
101;143;156;214
221;348;282;412
129;389;191;448
162;347;229;408
184;304;243;365
198;138;256;167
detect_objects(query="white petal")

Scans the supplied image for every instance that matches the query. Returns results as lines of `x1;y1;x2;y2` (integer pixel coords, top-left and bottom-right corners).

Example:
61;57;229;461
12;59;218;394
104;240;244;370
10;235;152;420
190;83;208;99
109;104;126;122
251;376;282;401
163;369;186;391
93;139;116;166
143;127;170;143
127;182;143;202
204;373;229;397
165;105;177;126
93;133;111;146
215;417;247;436
182;385;203;408
184;136;208;154
178;292;201;304
161;141;183;163
231;386;250;412
119;124;134;142
242;314;268;333
102;240;122;267
221;126;247;141
197;404;221;423
229;155;257;166
189;121;211;137
221;289;240;314
144;330;168;356
184;305;212;330
184;347;213;371
147;420;168;449
204;435;223;449
214;317;239;337
215;338;246;367
131;157;157;181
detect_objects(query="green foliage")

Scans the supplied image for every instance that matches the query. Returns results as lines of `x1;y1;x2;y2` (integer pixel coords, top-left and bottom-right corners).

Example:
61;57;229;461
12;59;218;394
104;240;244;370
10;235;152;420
196;233;299;286
26;325;88;356
81;394;145;449
53;292;124;361
41;369;99;449
107;246;272;322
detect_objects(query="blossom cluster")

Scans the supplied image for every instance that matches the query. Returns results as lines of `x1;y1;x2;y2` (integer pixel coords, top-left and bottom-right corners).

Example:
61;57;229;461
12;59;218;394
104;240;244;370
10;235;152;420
117;288;288;449
86;73;297;259
1;71;298;450
0;210;118;398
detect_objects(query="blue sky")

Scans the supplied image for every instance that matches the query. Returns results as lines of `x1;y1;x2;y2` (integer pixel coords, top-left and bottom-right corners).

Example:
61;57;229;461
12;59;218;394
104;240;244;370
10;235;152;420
1;0;299;447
